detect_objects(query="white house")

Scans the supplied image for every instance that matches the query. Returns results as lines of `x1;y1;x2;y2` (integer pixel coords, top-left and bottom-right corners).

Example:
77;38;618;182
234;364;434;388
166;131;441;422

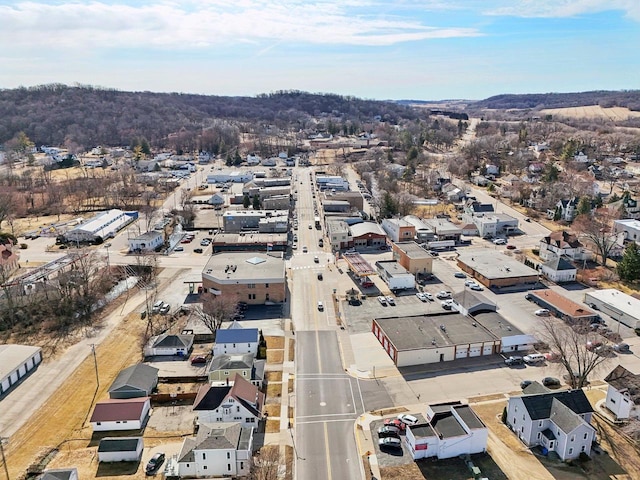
506;390;595;460
193;374;264;427
90;397;151;431
614;219;640;243
0;344;43;399
405;403;488;460
604;365;640;420
208;193;225;206
97;437;143;463
540;256;577;283
177;422;253;478
246;154;261;165
213;328;259;356
128;231;163;253
144;334;194;357
539;230;589;262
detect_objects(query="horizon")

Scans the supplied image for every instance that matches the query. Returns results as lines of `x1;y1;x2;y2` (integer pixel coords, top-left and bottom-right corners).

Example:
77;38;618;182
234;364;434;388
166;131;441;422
1;1;639;101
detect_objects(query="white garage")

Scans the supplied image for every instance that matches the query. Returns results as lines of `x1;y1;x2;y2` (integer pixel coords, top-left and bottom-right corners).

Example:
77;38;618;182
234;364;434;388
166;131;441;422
0;344;42;399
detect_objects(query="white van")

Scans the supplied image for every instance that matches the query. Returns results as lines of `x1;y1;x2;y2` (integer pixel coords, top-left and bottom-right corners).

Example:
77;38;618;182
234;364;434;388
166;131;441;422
523;353;545;364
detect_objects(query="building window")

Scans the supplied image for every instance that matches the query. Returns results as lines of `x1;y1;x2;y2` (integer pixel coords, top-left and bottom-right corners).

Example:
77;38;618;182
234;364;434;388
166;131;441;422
581;445;586;452
203;453;206;460
237;406;240;412
248;283;256;289
514;407;517;413
570;435;575;442
583;433;588;440
248;294;256;300
224;371;229;376
537;432;541;439
610;398;616;404
568;448;573;456
539;421;543;427
265;283;269;288
227;452;231;459
203;466;207;470
241;462;244;470
228;464;232;471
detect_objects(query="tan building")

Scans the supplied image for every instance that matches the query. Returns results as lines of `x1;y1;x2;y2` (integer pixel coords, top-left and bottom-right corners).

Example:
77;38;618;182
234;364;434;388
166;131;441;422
457;251;539;288
202;252;286;305
392;241;434;275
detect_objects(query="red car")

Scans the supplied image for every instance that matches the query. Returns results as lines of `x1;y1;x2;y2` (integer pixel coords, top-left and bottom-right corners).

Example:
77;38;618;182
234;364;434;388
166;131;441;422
506;244;516;250
190;355;208;365
383;418;406;430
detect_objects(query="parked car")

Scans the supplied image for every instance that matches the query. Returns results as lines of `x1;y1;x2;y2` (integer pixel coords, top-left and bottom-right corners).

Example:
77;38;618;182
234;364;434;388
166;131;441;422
436;291;452;299
454;272;467;278
493;238;507;245
397;414;419;426
318;239;324;247
378;437;402;450
145;452;166;475
314;256;319;263
152;300;164;314
416;292;428;302
542;377;561;387
377;296;387;306
194;248;203;253
423;292;434;301
525;293;533;301
159;303;170;314
520;380;533;390
504;356;523;366
385;296;396;306
317;273;323;281
174;246;184;252
534;309;550;316
523;353;545;364
464;279;476;286
613;343;630;352
190;355;207;365
302;246;308;253
506;244;516;250
377;425;401;438
441;300;454;310
317;301;324;311
469;283;484;291
383;418;406;430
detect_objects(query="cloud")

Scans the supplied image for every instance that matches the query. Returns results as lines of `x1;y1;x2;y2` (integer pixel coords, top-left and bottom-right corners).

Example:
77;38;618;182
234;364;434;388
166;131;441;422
485;0;640;21
0;1;481;51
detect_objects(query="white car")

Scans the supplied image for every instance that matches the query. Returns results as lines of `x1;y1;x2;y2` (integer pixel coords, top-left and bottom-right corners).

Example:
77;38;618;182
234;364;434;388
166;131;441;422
423;292;434;301
441;299;454;309
397;414;419;426
469;283;484;291
317;301;324;311
464;279;476;286
436;291;451;299
385;296;395;306
302;246;308;253
492;238;507;245
535;309;550;316
377;296;387;306
416;292;428;302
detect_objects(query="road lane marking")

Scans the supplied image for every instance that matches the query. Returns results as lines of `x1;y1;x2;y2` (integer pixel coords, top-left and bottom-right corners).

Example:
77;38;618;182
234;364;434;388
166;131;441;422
355;378;366;414
297;418;357;425
324;421;333;480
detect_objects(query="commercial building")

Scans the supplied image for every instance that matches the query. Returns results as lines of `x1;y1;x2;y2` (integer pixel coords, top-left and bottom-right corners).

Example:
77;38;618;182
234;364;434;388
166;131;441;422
464;213;519;238
583;289;640;329
350;222;387;249
326;220;352;250
315;175;349;191
423;218;462;242
261;194;290;210
527;289;599;323
222;210;288;233
322;200;351;213
375;260;415;291
211;233;288;253
322;191;364;211
391;241;434;275
64;209;137;243
207;170;253;183
381;218;416;243
403;215;436;243
202;252;286;305
0;344;43;399
128;231;164;253
457;251;539;288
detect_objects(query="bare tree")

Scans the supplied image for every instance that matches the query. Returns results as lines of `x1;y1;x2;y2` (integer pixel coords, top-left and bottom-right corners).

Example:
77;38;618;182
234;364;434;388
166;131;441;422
573;208;621;265
192;293;239;337
538;317;612;389
250;445;284;480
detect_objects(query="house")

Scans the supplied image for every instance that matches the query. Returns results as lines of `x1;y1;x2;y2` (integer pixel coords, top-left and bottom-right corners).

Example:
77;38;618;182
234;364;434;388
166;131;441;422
207;353;265;388
90;397;151;431
506;389;595;460
208;193;225;206
381;218;416;243
176;422;253;478
406;403;488;460
246;154;261;165
608;196;640;219
604;365;640;420
539;230;589;261
0;344;43;399
540;256;577;283
464;200;494;216
97;437;144;463
128;231;163;253
193;374;264;427
548;197;579;222
0;242;20;276
144;334;194;357
213;327;259;356
485;164;500;176
614;219;640;243
108;364;159;399
464;213;519;238
37;468;79;480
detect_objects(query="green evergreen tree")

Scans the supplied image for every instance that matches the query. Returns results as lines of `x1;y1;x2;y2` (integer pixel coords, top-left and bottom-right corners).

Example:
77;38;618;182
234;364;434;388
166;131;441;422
617;242;640;282
234;151;242;166
252;195;261;210
576;197;591;216
380;192;398;218
225;154;232;167
140;137;151;155
243;194;250;209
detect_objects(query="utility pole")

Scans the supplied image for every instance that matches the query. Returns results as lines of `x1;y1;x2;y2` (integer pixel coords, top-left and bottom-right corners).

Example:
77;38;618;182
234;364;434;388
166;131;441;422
0;437;9;480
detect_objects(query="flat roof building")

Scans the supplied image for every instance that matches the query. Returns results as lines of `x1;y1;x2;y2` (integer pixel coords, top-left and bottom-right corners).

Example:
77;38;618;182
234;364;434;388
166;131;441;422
392;241;434;275
65;209;137;243
211;233;288;253
457;250;539;288
528;289;598;323
202;252;286;305
584;289;640;329
0;344;43;399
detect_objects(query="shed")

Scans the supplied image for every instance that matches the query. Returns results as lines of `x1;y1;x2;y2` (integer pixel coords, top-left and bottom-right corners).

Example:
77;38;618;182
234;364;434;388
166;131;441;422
97;437;144;462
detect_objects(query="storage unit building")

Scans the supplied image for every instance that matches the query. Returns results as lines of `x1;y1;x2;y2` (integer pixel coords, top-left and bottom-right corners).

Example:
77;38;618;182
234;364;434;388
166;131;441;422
0;344;43;399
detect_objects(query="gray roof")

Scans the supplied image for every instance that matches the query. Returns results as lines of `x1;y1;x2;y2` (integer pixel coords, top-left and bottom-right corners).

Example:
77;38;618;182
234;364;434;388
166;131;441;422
453;405;485;430
550;398;590;434
519;390;593;420
208;353;254;373
98;437;142;453
543;256;577;272
471;311;525;337
178;422;251;461
605;365;640;404
394;241;433;259
108;364;158;394
349;222;386;238
452;291;495;311
374;313;497;352
203;251;285;283
151;334;194;349
38;469;78;480
457;251;539;280
216;328;259;344
0;344;41;381
522;381;550;395
430;411;467;438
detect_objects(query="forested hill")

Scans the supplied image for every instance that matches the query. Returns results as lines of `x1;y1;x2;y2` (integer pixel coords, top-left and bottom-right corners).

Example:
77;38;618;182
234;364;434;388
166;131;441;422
0;84;421;148
469;90;640;110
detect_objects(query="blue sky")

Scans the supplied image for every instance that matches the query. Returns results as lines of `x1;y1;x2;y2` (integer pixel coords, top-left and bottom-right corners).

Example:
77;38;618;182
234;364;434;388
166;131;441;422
1;0;639;100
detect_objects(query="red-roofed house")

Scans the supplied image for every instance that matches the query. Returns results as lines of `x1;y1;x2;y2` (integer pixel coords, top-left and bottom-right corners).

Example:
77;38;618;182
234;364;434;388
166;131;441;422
90;397;151;431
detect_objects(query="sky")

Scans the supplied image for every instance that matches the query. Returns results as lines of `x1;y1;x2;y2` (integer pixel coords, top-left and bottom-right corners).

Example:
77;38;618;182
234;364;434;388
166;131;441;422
1;0;639;100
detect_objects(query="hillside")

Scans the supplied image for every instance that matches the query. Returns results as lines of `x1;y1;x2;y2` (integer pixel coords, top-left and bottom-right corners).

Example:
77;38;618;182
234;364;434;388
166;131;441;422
0;84;422;148
469;90;640;111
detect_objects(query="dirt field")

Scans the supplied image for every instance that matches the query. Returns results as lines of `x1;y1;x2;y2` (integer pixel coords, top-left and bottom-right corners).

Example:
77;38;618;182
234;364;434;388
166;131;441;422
540;106;640;121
